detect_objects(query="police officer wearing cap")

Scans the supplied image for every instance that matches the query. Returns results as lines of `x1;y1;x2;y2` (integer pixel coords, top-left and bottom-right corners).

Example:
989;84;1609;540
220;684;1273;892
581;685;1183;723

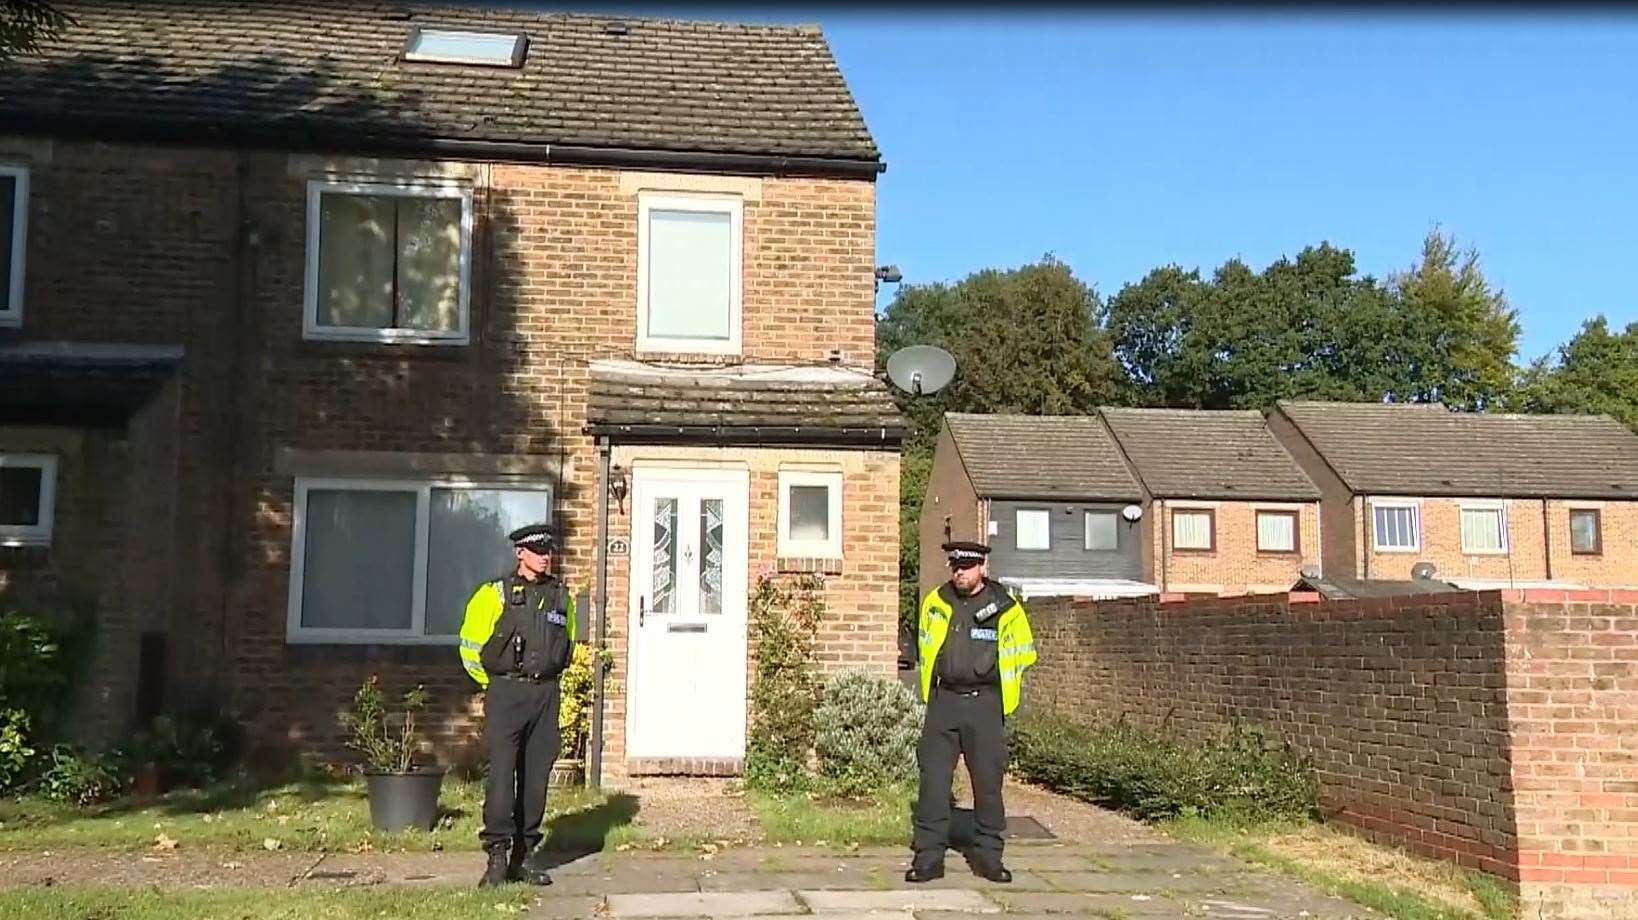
457;524;579;888
906;541;1037;884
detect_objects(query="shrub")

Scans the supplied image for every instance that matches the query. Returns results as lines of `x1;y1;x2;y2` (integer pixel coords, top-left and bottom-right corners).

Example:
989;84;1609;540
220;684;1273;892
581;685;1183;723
0;600;95;794
0;708;34;790
814;670;923;796
38;745;124;806
558;644;595;763
1009;711;1317;824
119;705;244;789
745;573;825;793
340;676;430;774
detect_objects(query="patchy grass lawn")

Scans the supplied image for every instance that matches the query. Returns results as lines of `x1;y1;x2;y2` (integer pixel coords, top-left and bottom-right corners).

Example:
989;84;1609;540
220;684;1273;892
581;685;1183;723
749;785;911;848
0;884;536;919
0;777;615;854
1167;815;1517;920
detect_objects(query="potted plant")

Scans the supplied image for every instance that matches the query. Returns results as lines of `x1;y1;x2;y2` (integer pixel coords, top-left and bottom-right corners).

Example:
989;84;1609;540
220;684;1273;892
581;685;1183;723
341;676;444;832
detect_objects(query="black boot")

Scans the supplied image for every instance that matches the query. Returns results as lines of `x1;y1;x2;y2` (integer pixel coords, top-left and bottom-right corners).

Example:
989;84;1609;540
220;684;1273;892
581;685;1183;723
479;846;510;888
964;850;1012;884
904;853;945;884
517;847;554;886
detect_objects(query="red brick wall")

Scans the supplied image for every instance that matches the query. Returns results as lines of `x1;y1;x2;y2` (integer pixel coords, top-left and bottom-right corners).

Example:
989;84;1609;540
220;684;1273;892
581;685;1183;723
1026;592;1520;877
1505;594;1638;919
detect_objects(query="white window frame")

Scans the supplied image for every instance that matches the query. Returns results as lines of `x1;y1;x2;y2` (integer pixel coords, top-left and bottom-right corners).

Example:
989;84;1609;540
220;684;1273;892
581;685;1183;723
1370;499;1422;553
1084;510;1118;551
636;192;743;355
1459;500;1510;555
0;453;56;547
402;28;528;67
302;178;474;345
286;476;552;644
1015;508;1051;551
0;164;27;328
776;469;842;559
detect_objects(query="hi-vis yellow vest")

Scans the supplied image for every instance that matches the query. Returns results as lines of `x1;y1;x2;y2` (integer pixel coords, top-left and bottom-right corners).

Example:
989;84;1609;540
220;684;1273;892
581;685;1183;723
457;577;578;688
917;583;1037;716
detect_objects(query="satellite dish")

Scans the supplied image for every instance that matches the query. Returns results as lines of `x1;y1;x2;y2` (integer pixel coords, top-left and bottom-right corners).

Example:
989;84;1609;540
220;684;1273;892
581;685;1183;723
1410;562;1438;581
886;345;956;396
1121;504;1143;522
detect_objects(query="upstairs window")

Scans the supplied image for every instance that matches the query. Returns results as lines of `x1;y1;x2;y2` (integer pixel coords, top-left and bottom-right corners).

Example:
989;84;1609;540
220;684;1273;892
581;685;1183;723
1570;508;1602;555
1460;504;1508;555
403;29;528;67
304;180;473;345
0;454;56;547
1256;511;1298;553
1372;502;1420;552
1172;509;1215;552
637;194;742;354
0;164;27;327
1084;511;1118;551
1015;509;1050;550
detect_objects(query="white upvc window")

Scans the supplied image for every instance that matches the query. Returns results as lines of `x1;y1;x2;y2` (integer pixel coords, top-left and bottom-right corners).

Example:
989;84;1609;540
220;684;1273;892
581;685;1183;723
1084;510;1118;551
1460;501;1509;555
0;453;56;547
1015;508;1050;551
0;164;28;328
1371;500;1421;552
636;193;743;354
303;178;473;344
287;477;552;644
776;469;842;559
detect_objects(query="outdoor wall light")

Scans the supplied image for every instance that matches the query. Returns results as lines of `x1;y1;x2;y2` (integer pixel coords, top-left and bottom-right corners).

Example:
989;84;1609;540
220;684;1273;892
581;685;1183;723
609;464;629;515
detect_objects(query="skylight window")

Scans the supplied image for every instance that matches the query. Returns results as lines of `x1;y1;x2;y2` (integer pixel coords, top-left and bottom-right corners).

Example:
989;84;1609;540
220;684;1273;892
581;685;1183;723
403;28;528;67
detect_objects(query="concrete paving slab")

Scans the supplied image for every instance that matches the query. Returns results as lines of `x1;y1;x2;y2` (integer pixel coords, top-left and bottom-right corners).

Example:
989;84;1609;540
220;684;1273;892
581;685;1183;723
547;872;704;897
607;890;804;917
524;893;609;919
798;888;1000;913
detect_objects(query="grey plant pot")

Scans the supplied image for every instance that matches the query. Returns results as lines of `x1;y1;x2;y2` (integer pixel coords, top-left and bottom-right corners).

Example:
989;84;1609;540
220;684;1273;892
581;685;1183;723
363;769;445;832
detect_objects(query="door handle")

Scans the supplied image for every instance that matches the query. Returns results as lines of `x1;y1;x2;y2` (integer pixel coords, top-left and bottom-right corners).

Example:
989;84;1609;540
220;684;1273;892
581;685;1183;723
639;595;646;628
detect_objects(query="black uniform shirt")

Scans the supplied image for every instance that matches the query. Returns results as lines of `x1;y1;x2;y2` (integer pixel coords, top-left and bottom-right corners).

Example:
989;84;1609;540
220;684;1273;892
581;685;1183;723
479;573;572;680
932;579;1009;691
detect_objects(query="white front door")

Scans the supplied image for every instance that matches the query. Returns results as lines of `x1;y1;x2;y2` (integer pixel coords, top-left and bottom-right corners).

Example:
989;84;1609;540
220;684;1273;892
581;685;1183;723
627;467;750;760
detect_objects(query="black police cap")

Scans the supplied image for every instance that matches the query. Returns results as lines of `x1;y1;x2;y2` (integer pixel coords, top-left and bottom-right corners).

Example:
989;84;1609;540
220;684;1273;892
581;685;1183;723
508;523;556;554
941;541;991;566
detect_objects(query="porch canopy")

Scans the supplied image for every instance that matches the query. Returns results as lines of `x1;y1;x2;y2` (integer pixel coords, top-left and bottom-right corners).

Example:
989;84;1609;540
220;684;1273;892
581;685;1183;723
583;359;905;448
0;341;183;427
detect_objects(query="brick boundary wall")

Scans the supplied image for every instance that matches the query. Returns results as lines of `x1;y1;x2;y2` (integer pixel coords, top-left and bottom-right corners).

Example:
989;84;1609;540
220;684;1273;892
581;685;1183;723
1024;588;1638;919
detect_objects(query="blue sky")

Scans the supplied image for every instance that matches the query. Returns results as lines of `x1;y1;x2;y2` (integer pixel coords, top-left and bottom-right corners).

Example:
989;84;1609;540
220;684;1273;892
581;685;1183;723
540;5;1638;361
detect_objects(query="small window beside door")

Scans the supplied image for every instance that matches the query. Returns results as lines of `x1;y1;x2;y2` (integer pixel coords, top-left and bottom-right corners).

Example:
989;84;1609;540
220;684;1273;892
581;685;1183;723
1172;508;1215;552
1570;508;1602;555
1015;509;1050;551
0;453;56;547
777;470;841;559
637;193;743;355
1084;511;1118;551
304;179;473;344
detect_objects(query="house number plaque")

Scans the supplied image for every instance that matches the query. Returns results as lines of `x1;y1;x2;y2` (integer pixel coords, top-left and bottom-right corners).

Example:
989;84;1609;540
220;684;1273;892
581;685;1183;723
607;537;629;556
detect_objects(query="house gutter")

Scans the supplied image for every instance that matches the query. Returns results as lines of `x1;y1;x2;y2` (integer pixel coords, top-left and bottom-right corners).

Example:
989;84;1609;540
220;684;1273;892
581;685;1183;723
582;423;906;448
1;117;886;180
589;437;611;790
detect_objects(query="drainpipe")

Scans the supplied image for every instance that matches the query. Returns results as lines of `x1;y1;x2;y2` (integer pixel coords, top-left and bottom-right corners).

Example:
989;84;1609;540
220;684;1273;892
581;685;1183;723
1360;496;1371;579
1541;498;1554;581
1157;498;1168;593
588;437;611;790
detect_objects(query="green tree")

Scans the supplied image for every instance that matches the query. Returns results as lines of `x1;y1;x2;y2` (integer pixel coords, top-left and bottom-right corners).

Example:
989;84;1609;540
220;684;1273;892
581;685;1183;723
1104;243;1410;409
876;256;1123;624
1391;229;1521;410
1516;317;1638;431
0;1;71;59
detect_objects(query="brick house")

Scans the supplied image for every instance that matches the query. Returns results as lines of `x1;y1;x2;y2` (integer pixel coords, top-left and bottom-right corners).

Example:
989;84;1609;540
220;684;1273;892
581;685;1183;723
1267;401;1638;590
1100;408;1323;596
921;410;1320;598
0;2;903;784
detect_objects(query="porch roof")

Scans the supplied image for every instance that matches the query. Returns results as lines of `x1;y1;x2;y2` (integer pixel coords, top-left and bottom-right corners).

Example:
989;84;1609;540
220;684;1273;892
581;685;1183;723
0;341;183;428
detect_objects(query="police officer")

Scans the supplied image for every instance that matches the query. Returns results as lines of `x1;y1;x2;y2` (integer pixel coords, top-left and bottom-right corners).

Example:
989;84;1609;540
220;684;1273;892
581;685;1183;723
457;524;579;888
907;541;1037;884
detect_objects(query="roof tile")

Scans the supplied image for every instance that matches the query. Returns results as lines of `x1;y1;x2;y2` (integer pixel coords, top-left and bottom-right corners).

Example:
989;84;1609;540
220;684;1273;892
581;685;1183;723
945;413;1143;501
1100;407;1320;501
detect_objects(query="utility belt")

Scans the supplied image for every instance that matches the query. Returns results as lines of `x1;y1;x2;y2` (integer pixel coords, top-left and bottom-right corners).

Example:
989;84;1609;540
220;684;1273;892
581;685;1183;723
494;671;559;686
933;678;997;698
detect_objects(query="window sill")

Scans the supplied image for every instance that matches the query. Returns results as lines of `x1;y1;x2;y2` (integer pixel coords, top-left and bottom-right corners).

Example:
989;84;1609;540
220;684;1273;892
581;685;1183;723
1461;549;1510;557
634;349;744;366
776;556;842;576
291;338;474;362
1372;547;1421;554
1570;550;1603;557
1171;548;1217;555
304;329;470;348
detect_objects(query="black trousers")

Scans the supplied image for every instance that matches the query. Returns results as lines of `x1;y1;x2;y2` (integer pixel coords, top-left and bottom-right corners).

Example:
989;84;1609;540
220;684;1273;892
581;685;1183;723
481;676;561;853
911;684;1007;868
